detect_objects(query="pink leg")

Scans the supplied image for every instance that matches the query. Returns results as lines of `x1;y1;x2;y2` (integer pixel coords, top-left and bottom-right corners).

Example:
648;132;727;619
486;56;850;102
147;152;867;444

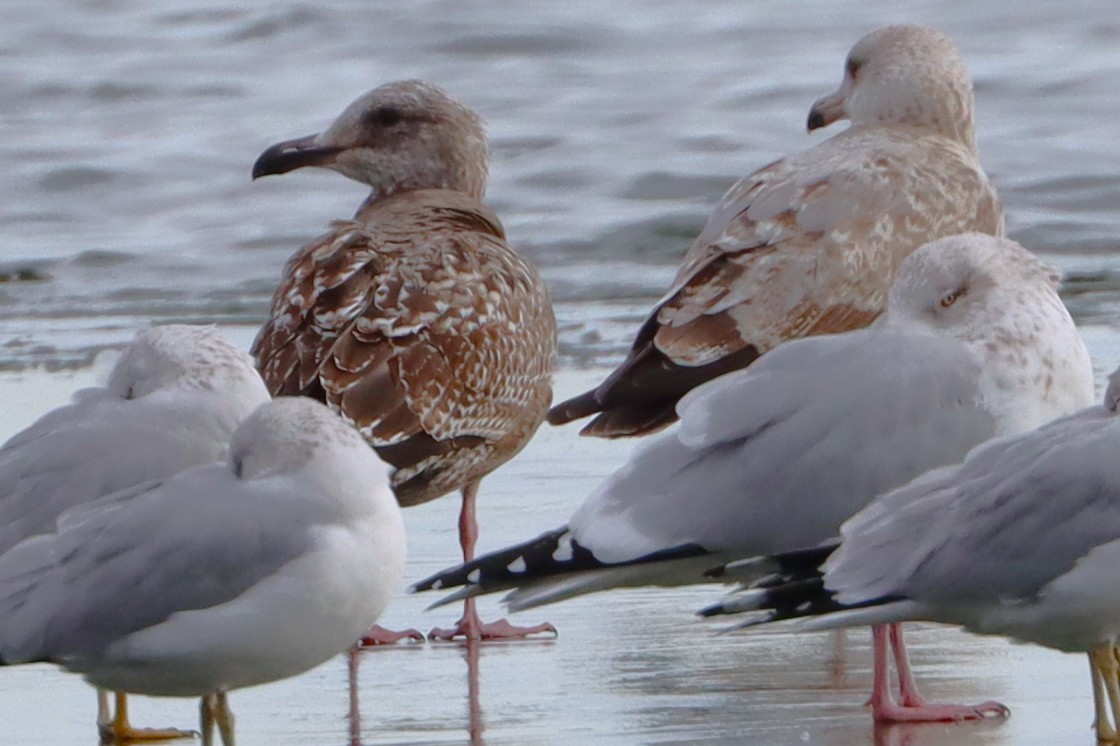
428;481;557;642
869;623;1009;722
865;624;896;715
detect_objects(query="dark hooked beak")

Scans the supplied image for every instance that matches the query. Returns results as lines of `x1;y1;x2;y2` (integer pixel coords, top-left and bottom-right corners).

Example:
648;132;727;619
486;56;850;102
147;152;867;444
251;134;343;179
806;92;844;133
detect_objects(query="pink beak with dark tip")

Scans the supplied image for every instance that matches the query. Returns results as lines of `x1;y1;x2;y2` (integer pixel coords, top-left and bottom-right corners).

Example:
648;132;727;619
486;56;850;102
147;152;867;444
807;92;845;132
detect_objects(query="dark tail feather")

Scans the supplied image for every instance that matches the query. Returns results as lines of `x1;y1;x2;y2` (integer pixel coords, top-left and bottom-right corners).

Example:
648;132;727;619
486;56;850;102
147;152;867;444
698;542;843;621
547;390;603;426
578;403;679;438
706;542;839;582
548;384;680;438
698;542;901;628
698;577;833;621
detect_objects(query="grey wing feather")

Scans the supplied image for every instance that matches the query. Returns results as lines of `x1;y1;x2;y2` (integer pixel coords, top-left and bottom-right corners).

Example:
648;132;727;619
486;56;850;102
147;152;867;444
0;463;322;664
0;388;116;454
568;327;997;562
826;405;1120;605
0;416;228;556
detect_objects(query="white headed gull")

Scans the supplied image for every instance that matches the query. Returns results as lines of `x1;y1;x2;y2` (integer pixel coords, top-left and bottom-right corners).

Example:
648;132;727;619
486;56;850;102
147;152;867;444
0;324;269;740
415;233;1092;721
549;24;1002;438
0;396;406;746
705;371;1120;739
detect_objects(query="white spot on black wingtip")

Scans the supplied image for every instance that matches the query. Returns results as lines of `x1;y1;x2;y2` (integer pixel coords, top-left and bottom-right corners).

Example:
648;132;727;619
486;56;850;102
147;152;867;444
467;569;481;584
431;579;443;590
508;557;527;573
796;601;811;613
552;532;574;562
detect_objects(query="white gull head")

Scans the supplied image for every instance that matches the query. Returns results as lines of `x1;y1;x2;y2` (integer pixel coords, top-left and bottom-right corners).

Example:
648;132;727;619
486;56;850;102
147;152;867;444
885;232;1093;433
106;325;267;405
229;396;389;485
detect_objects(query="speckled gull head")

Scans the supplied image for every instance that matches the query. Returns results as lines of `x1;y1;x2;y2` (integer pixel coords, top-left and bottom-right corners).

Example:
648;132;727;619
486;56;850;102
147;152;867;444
886;233;1059;327
106;324;266;401
251;80;489;200
885;232;1093;430
808;25;976;150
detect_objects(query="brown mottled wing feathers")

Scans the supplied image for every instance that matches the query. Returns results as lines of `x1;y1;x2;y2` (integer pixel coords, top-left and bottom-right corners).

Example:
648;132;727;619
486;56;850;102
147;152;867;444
549;128;1002;437
254;191;556;505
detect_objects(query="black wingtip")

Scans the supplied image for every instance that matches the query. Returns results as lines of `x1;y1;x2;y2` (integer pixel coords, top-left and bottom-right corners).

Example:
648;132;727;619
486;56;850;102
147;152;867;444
769;543;840;576
410;527;575;594
411;526;715;599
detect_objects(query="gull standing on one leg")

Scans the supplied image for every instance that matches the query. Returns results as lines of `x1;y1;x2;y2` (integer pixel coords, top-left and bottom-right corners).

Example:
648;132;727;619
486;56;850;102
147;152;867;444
252;80;557;641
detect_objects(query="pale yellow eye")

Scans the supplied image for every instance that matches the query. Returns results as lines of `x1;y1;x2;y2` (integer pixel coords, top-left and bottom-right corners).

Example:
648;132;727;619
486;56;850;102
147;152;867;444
939;291;959;308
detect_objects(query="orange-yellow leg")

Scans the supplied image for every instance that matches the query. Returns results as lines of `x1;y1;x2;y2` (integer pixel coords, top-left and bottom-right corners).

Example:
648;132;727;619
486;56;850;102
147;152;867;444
97;691;196;742
1090;645;1120;742
427;481;557;641
200;692;235;746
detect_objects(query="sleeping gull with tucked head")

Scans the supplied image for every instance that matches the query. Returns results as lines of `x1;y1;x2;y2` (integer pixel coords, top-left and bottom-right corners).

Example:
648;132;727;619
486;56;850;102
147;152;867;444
549;24;1004;438
0;324;269;740
0;396;406;746
415;233;1093;721
252;80;557;642
705;372;1120;740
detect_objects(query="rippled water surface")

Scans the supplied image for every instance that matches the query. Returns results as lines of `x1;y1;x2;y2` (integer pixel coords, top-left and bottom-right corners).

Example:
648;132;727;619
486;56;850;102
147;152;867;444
3;2;1120;744
3;0;1120;368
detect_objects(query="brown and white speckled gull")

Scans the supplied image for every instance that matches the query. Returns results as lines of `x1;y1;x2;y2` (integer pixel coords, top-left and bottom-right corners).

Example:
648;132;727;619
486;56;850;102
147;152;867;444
550;24;1005;438
251;80;557;641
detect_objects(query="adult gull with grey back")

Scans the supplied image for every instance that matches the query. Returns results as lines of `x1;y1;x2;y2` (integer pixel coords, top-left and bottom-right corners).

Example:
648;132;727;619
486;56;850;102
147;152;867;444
416;233;1092;721
0;397;406;746
0;324;270;740
706;375;1120;740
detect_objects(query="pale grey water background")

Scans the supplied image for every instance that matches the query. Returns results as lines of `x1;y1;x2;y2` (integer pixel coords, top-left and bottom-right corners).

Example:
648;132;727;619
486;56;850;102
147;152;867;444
4;0;1120;370
3;0;1120;744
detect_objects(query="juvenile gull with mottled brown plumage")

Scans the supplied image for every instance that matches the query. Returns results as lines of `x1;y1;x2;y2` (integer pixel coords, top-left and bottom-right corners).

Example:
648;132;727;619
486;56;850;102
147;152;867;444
550;24;1004;438
252;80;557;641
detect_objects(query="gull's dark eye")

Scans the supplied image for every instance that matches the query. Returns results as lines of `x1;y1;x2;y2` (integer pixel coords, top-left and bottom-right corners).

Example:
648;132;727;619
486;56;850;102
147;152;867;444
846;58;862;79
368;106;405;128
